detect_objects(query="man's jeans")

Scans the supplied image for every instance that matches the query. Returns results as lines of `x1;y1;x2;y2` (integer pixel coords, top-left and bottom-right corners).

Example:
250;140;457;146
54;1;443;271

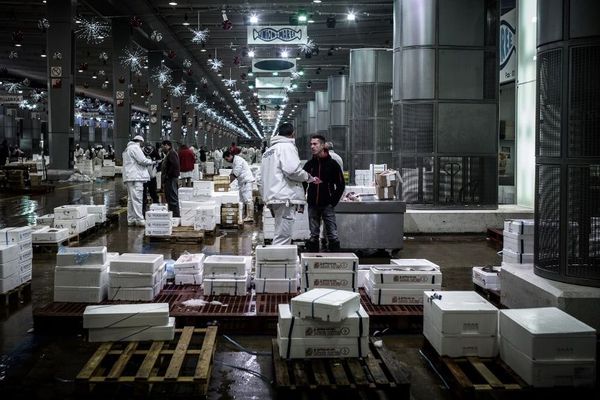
164;178;181;218
308;204;338;242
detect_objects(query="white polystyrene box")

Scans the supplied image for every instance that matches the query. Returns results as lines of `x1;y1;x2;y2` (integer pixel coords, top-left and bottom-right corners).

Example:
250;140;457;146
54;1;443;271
254;277;299;294
193;180;214;194
32;228;69;243
145;227;172;236
174;273;202;285
369;265;442;286
0;273;20;293
20;269;31;284
109;279;163;301
109;264;165;288
499;308;596;361
54;264;109;287
279;304;368;338
0;259;21;279
54;205;88;220
203;255;251;277
502;249;533;264
301;253;359;272
423;317;498;357
174;253;205;272
472;266;501;290
503;219;534;235
290;289;360;322
503;231;534;254
390;258;441;270
54;285;108;303
19;259;32;274
146;219;172;229
53;218;87;235
422;291;498;336
277;325;369;359
358;269;369;288
110;253;164;273
36;214;55;226
84;205;107;215
0;227;32;244
56;246;107;266
0;244;19;264
256;245;298;262
88;317;175;343
171;218;180;227
150;204;168;212
499;336;596;387
365;280;438;305
203;275;249;296
146;210;172;220
83;303;169;329
301;271;358;292
256;259;298;279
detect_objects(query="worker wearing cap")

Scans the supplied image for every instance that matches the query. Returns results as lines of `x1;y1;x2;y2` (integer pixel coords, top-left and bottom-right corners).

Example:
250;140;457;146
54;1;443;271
122;135;154;226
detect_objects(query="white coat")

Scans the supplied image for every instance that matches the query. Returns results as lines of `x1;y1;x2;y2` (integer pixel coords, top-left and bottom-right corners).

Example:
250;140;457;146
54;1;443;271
122;141;154;183
260;135;309;205
231;155;255;185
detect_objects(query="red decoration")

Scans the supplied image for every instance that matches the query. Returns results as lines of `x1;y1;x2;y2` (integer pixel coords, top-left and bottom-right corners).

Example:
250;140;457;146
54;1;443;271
233;55;241;66
240;73;247;81
222;20;233;30
83;82;89;89
186;69;193;76
118;77;125;84
167;50;176;60
78;62;89;71
129;16;142;28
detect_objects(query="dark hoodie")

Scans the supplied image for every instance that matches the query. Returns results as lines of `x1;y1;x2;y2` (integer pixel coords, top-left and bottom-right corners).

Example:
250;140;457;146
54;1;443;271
303;151;345;207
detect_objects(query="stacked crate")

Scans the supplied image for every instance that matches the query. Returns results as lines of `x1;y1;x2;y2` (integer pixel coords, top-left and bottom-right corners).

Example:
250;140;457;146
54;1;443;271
109;253;166;301
502;219;534;264
254;245;299;294
173;253;205;285
300;253;359;292
472;266;501;291
83;204;107;224
194;203;219;231
375;169;398;200
53;205;89;237
0;227;32;289
145;205;172;236
202;255;251;295
53;246;108;303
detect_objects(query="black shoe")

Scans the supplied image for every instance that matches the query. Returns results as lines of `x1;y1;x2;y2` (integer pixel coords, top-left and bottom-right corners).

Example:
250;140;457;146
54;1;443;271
305;239;319;252
328;240;341;252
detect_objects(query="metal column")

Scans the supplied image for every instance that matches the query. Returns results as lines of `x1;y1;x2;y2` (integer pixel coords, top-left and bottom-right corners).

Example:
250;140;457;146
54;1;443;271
111;18;133;159
315;90;329;137
147;51;163;144
328;75;349;167
169;70;184;148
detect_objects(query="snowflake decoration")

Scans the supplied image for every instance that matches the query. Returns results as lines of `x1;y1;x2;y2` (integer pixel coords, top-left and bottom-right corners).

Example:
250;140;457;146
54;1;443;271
212;90;219;97
195;101;208;110
37;18;50;31
9;51;18;59
98;52;109;62
76;17;110;44
200;77;208;85
120;47;146;73
151;64;172;88
98;70;105;76
19;100;29;109
4;82;23;93
207;57;223;72
190;28;209;44
186;93;199;105
299;39;316;54
97;104;107;113
291;71;301;79
52;52;62;60
232;90;241;98
30;91;46;102
169;82;186;97
223;78;236;87
235;98;243;105
182;59;192;69
150;30;163;42
101;82;108;89
75;98;87;109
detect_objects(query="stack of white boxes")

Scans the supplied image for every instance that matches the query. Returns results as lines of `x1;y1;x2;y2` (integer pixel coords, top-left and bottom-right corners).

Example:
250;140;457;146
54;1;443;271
109;253;166;301
83;303;175;342
263;210;310;241
53;205;89;236
83;204;107;224
173;253;205;285
101;160;116;177
423;291;498;357
178;187;194;202
300;253;359;292
145;204;172;236
254;245;299;294
472;266;501;291
365;259;442;305
31;227;70;243
0;227;33;290
194;202;219;231
354;169;373;186
499;307;596;387
203;255;251;295
192;180;214;201
54;246;108;303
180;201;203;227
36;214;55;226
502;219;534;264
205;161;215;175
277;289;369;359
75;160;94;177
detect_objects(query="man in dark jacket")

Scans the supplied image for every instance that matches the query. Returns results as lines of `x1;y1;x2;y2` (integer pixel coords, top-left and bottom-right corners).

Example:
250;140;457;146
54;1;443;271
303;135;345;251
160;140;180;217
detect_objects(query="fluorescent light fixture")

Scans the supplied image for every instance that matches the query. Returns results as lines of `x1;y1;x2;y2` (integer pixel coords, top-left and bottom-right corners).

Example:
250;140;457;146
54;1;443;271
347;11;356;21
169;2;178;5
248;50;255;57
298;14;307;23
249;14;259;24
280;49;289;58
313;0;322;3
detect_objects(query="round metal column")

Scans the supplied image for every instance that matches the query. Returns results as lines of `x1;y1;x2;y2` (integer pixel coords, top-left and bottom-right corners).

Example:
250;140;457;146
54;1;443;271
315;90;329;137
534;0;600;287
328;75;349;167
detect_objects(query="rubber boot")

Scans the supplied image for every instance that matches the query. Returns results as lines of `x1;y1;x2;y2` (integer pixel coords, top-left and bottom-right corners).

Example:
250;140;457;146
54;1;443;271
305;238;320;252
328;240;341;252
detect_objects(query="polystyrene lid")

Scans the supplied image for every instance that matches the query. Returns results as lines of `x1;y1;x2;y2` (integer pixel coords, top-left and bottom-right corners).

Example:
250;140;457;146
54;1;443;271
424;291;497;312
500;307;596;335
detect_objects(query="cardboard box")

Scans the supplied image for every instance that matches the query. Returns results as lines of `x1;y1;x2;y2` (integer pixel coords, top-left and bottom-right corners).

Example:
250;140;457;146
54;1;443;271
503;230;534;254
376;186;395;200
83;303;169;329
499;308;596;361
193;180;214;196
32;228;69;243
146;219;172;229
256;260;299;279
256;245;298;262
110;253;164;274
55;264;109;287
18;247;33;262
290;289;360;322
54;285;107;303
56;246;107;266
174;273;203;285
150;204;168;212
0;244;19;264
375;170;398;187
88;317;175;343
254;277;299;294
0;259;19;279
423;316;498;357
145;210;173;220
203;255;251;277
203;276;248;296
422;291;498;336
0;227;32;244
178;187;194;201
277;325;369;359
301;271;358;292
54;205;88;220
301;253;359;273
504;219;534;235
369;265;442;286
472;266;501;290
20;269;32;284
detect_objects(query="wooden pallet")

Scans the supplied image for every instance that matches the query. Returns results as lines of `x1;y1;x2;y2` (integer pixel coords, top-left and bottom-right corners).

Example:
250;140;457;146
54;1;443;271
486;227;503;249
76;326;217;398
145;226;204;243
0;281;32;307
473;284;502;309
272;338;410;399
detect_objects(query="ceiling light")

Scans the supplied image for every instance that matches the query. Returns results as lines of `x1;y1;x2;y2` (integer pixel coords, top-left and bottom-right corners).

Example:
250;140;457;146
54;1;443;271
308;18;315;24
248;72;254;76
347;11;357;21
313;0;322;3
248;50;255;58
272;72;279;76
169;2;178;5
14;43;21;47
298;70;304;76
248;84;254;89
249;14;259;24
280;49;289;58
298;11;308;23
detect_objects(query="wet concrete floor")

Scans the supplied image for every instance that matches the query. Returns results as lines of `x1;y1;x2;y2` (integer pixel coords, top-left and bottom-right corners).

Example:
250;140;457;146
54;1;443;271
0;178;502;399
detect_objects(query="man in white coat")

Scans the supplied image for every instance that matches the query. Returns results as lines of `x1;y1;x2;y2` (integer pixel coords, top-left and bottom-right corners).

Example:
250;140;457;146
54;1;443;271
122;135;154;226
325;141;343;171
224;150;255;222
260;123;320;245
212;148;223;172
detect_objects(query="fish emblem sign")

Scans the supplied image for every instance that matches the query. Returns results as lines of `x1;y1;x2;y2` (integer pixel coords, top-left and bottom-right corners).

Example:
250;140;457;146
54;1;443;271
247;25;308;45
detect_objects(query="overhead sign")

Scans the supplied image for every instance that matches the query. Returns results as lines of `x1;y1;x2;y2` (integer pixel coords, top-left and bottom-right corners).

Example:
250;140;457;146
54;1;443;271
252;58;296;73
257;88;287;98
259;98;285;106
500;9;516;83
256;77;292;89
0;94;23;104
248;25;308;45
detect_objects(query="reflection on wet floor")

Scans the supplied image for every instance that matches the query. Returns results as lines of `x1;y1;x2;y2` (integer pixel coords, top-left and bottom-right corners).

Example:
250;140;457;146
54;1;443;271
0;178;500;399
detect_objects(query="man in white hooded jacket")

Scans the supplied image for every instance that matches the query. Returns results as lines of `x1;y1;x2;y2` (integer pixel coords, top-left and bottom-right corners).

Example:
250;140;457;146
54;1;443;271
122;135;154;226
260;123;319;245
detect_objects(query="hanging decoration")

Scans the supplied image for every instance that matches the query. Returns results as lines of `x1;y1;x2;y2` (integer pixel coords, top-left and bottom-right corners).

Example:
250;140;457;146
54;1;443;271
182;59;192;69
240;73;247;81
12;31;23;46
223;69;236;87
8;50;18;59
195;100;207;110
186;93;199;105
129;16;143;28
135;70;143;77
30;90;47;102
151;63;172;88
4;82;23;94
150;30;163;42
169;82;186;97
208;49;223;72
233;55;242;66
120;46;146;72
299;39;316;54
98;70;106;76
98;51;109;64
167;50;177;60
101;82;108;89
191;28;209;45
232;90;241;98
52;51;62;60
37;18;50;31
185;69;193;76
75;17;110;44
78;62;89;71
221;10;233;31
212;90;219;97
200;77;208;85
75;98;87;109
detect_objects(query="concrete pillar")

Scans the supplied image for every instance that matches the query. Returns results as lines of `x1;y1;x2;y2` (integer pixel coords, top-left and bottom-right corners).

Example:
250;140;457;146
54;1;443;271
147;51;163;144
169;70;184;148
46;0;75;170
315;90;329;138
184;81;196;147
111;18;132;159
328;75;349;166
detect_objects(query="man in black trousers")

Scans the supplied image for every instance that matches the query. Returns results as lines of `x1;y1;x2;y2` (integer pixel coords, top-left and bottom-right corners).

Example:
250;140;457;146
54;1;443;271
160;140;180;218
